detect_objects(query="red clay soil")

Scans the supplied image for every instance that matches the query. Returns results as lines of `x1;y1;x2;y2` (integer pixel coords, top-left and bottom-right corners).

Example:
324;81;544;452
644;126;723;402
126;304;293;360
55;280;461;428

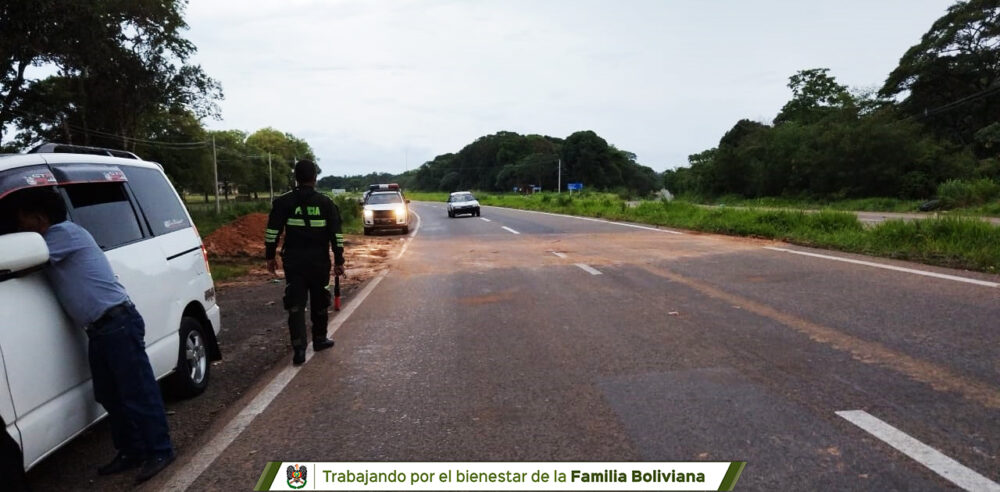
203;213;269;257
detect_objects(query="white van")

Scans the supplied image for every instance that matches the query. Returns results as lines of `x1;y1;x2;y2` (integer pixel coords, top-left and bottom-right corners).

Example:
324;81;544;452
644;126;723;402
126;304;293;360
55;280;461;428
0;145;222;472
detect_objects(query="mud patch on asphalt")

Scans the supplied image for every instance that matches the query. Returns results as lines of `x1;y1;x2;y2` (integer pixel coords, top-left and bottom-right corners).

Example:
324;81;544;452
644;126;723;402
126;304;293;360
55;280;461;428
459;290;516;305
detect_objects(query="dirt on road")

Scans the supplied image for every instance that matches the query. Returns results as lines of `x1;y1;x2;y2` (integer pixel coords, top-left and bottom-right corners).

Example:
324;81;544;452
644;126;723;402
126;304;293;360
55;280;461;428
25;216;406;491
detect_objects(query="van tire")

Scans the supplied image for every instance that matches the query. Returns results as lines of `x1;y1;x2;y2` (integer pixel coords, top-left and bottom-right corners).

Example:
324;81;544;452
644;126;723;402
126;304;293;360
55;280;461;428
166;317;211;398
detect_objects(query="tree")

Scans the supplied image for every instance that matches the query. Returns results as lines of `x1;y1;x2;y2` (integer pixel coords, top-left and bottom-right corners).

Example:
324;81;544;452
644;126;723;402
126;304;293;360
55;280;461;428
881;0;1000;148
774;69;852;125
561;131;621;188
2;0;222;148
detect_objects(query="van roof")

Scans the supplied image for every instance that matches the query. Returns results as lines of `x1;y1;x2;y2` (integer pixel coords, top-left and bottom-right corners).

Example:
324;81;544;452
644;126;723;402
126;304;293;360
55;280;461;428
0;152;163;174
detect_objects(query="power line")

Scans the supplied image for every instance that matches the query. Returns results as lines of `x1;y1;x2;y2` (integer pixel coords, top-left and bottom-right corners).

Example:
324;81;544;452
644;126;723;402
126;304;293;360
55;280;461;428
6;107;209;148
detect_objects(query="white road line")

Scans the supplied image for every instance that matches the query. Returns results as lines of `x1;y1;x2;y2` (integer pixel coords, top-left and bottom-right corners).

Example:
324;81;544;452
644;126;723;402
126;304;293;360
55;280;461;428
764;247;999;288
501;226;520;235
551;251;567;259
480;217;491;222
485;206;684;234
396;210;421;259
163;225;419;491
575;263;602;275
836;410;1000;491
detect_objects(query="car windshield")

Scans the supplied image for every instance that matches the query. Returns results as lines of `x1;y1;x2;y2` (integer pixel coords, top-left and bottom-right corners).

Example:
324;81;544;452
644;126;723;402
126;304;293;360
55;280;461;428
367;193;402;205
451;194;474;202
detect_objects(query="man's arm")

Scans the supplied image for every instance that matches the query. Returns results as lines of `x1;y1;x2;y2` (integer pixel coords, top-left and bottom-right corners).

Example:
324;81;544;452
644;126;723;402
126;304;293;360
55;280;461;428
265;198;286;274
327;201;345;275
43;223;83;264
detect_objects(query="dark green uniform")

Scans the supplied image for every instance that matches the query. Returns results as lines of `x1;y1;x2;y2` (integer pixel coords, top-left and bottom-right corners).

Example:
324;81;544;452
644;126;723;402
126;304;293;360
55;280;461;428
265;187;345;349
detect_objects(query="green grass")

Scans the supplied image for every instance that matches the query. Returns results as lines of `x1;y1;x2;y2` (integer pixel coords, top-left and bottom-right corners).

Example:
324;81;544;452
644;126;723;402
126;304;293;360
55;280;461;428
691;195;924;213
406;191;452;202
477;193;1000;272
209;261;251;282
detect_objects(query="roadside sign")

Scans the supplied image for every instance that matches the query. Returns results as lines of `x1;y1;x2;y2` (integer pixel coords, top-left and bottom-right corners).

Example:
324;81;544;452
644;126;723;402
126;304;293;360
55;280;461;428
567;182;583;191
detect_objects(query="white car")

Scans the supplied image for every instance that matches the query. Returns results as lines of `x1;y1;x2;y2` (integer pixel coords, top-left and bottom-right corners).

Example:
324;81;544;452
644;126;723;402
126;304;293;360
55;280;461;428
0;144;222;472
447;191;480;217
362;183;410;235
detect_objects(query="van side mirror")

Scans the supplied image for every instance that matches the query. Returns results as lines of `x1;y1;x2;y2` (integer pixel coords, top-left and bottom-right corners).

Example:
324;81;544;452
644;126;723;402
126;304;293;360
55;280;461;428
0;233;49;278
406;199;411;204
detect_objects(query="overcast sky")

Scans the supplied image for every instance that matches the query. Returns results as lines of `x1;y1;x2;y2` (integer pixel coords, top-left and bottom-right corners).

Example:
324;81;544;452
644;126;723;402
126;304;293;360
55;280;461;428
185;0;955;177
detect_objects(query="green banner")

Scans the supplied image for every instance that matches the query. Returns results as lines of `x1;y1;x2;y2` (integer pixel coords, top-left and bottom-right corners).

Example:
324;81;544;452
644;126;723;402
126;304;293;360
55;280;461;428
718;461;746;491
254;461;282;491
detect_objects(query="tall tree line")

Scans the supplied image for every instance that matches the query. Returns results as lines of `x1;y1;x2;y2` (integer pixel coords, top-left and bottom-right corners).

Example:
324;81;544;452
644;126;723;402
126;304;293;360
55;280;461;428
405;130;659;194
666;0;1000;199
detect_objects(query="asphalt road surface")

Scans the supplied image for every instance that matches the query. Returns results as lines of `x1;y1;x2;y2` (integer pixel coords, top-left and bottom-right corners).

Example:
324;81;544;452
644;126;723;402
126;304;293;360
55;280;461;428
153;202;1000;491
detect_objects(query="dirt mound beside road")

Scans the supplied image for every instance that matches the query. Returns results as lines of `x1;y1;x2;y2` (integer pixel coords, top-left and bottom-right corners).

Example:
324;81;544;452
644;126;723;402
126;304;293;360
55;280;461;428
204;213;269;257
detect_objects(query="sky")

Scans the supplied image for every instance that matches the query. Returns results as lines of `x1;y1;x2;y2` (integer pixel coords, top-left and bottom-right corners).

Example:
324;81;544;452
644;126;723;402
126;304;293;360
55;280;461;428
184;0;956;178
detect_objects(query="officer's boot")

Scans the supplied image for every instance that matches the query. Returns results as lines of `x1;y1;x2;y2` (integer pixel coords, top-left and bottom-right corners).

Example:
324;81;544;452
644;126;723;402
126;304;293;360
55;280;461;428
288;306;307;365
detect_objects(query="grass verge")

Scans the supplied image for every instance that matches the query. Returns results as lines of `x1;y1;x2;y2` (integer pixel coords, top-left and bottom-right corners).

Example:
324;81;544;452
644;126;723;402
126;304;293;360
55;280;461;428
209;261;251;283
477;193;1000;273
406;191;452;202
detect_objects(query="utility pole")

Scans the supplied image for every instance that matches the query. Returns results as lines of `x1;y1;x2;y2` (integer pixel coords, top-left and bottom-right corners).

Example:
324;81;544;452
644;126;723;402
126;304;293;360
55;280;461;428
212;135;220;214
557;158;561;194
268;152;274;199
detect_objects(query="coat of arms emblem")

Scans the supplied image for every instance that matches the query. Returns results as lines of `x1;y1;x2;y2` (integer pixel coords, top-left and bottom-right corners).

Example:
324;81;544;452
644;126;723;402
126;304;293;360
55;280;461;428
287;464;307;489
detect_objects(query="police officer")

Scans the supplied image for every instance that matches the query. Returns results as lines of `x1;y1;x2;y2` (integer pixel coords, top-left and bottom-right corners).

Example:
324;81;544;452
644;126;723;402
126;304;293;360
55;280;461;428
265;160;346;365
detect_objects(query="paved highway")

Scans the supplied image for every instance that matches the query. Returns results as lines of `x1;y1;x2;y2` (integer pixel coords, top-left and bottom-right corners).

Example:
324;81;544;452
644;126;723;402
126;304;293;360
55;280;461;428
159;201;1000;491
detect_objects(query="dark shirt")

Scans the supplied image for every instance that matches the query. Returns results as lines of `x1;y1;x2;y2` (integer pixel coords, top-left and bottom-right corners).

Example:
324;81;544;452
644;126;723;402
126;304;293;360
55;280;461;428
265;187;345;265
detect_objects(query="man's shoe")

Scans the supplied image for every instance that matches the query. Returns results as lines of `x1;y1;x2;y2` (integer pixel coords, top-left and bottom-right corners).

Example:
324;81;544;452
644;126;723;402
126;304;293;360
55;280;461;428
292;347;306;365
134;453;175;483
97;452;142;475
313;338;335;351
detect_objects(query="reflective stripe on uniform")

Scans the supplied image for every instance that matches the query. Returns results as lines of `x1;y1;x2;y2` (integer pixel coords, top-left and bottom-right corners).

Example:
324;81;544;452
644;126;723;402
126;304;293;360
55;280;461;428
287;218;327;228
335;233;344;247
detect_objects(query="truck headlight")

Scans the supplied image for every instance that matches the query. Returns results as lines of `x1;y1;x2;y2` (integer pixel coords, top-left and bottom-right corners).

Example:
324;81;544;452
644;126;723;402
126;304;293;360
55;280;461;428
393;205;406;217
363;209;373;219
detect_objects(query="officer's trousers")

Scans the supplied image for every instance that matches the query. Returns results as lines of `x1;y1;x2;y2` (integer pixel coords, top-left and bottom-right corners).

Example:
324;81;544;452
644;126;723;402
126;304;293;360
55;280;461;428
283;261;332;349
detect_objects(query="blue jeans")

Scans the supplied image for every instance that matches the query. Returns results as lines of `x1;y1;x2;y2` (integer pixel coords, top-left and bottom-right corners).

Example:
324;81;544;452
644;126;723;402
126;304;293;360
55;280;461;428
87;305;173;459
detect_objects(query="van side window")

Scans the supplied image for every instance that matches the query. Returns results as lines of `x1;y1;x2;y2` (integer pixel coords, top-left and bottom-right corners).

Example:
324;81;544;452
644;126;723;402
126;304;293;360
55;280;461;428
124;167;191;235
63;183;144;250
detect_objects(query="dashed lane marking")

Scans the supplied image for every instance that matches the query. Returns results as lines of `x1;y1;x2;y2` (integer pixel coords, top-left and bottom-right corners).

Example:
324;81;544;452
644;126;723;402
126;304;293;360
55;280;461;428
480;218;491;222
837;410;1000;491
575;263;602;275
501;226;520;235
764;247;998;288
551;251;567;259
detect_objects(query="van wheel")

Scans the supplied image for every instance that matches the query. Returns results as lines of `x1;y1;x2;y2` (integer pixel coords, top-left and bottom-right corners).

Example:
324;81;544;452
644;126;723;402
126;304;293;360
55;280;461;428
363;228;371;236
166;317;211;398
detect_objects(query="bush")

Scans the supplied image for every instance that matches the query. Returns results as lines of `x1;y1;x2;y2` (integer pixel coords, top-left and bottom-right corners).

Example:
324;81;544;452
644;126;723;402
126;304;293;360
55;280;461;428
937;178;1000;208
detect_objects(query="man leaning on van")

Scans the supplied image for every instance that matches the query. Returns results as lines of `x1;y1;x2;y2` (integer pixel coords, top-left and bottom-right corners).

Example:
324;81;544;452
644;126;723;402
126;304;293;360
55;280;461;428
10;187;176;483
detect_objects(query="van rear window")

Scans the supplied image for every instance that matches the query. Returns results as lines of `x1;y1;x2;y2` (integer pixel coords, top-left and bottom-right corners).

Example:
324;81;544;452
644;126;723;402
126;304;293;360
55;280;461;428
123;167;191;235
63;182;144;250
